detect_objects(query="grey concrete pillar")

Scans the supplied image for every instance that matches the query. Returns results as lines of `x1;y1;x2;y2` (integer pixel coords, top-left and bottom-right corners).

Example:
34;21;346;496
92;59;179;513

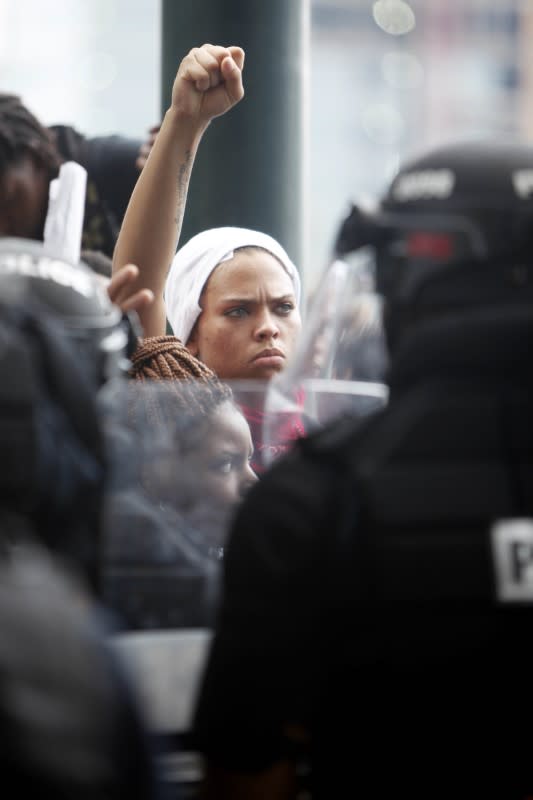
161;0;308;281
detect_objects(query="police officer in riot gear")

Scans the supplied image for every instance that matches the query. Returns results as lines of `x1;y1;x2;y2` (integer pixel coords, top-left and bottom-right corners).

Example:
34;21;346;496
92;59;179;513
192;141;533;799
0;237;135;385
0;237;159;798
0;237;140;589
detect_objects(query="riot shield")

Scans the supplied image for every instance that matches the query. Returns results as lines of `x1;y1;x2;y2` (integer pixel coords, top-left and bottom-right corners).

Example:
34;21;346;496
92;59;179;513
262;247;389;467
99;377;256;632
99;377;257;784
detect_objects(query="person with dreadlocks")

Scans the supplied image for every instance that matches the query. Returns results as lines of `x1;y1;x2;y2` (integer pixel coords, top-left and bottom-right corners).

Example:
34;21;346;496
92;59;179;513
0;92;158;257
129;334;219;382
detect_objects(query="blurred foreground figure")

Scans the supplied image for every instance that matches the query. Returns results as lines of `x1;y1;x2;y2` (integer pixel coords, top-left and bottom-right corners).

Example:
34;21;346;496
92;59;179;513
0;238;157;797
193;141;533;798
0;238;127;586
0;546;156;799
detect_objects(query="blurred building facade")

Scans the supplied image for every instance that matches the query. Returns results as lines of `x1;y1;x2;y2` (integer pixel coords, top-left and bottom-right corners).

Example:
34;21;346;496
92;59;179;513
1;0;532;295
309;0;533;292
0;0;161;138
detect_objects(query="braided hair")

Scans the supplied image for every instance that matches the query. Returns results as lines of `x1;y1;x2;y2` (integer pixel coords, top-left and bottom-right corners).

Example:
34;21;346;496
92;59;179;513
0;94;60;178
126;334;234;432
129;335;216;382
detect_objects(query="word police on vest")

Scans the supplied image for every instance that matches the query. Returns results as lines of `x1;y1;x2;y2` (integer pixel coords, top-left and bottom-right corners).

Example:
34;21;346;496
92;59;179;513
492;518;533;602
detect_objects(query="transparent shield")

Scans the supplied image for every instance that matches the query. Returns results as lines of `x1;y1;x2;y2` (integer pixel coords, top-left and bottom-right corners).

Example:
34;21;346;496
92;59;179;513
223;378;306;475
98;378;257;632
263;247;389;468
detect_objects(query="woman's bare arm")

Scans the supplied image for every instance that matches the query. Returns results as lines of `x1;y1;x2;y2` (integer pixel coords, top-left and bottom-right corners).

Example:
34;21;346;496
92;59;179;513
112;44;245;338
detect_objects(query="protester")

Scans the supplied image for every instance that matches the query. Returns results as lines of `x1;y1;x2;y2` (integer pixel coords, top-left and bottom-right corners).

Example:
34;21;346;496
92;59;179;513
0;92;158;256
0;236;159;798
192;140;533;798
164;225;302;382
113;44;305;468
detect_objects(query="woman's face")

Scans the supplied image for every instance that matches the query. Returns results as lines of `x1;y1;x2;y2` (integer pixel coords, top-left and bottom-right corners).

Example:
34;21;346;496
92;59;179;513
186;249;302;380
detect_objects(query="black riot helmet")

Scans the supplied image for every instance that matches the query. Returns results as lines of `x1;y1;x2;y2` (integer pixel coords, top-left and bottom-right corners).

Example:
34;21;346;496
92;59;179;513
0;237;136;387
334;140;533;351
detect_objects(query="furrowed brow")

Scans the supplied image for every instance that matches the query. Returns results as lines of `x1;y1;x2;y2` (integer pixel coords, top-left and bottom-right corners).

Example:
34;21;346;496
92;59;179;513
221;297;255;305
219;293;295;306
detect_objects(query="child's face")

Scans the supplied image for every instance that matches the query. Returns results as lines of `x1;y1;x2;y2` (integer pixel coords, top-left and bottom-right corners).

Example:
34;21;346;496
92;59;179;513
187;401;256;509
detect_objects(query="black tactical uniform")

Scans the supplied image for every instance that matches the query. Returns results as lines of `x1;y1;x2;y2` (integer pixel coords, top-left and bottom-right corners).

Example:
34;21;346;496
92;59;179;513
193;142;533;798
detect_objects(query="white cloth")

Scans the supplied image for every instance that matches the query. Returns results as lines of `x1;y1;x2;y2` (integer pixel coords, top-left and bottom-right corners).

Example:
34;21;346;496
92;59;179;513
164;227;301;344
43;161;87;265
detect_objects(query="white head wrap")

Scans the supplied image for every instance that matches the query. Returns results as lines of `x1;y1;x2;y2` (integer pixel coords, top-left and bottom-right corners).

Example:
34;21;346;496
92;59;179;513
164;226;301;343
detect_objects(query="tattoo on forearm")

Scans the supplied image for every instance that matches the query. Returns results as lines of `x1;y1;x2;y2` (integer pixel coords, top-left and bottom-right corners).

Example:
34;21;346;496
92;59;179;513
174;149;193;227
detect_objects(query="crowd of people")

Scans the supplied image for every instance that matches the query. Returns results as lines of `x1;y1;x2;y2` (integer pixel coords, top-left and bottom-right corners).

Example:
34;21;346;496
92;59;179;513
1;35;533;800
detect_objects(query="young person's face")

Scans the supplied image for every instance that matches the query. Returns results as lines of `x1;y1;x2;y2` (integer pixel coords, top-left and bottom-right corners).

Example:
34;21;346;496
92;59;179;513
169;401;256;538
191;400;256;508
151;402;256;507
144;398;256;552
186;249;302;381
0;155;50;240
